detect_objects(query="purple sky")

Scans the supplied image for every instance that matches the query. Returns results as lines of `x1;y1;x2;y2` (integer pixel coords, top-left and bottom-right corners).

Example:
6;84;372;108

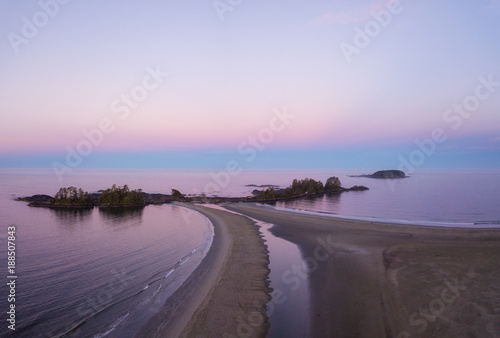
1;0;499;169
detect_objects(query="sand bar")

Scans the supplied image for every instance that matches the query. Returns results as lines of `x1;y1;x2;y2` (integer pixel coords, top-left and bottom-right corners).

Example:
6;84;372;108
227;203;500;337
138;203;271;337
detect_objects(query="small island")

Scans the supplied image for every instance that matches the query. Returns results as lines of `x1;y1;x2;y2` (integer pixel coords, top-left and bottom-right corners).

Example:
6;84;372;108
16;176;369;208
350;170;407;179
17;185;146;208
257;176;368;201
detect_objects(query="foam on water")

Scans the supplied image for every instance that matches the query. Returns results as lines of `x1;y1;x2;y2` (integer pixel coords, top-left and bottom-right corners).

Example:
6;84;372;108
268;204;500;229
93;313;129;338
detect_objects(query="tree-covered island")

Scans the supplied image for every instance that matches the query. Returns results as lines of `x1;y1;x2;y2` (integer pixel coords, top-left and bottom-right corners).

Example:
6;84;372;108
40;185;146;208
98;184;145;206
259;176;353;200
50;186;94;207
17;176;368;208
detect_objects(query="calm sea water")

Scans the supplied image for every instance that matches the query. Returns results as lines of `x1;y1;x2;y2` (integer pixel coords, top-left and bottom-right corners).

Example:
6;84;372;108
0;168;499;337
0;170;213;337
3;168;498;224
276;169;500;226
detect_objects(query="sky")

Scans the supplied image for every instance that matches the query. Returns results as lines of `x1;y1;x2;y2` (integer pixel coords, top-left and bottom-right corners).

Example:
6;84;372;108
0;0;499;170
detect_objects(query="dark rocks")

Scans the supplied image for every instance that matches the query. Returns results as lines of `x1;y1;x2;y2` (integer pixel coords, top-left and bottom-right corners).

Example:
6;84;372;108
16;181;371;208
16;194;52;203
251;189;262;196
348;185;369;191
351;170;407;179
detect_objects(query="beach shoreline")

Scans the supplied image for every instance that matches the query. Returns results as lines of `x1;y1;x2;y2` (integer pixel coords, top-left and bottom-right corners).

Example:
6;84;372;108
137;203;271;337
227;203;500;337
268;204;500;228
139;202;500;337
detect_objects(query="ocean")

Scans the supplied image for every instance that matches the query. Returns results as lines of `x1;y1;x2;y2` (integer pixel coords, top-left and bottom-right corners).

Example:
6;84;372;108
275;169;500;226
0;168;499;337
0;169;214;337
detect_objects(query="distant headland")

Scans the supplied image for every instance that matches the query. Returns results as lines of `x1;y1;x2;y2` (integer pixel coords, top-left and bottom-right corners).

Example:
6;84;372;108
16;176;369;209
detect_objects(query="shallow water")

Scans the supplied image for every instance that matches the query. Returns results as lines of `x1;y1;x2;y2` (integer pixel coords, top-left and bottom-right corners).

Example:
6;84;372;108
258;220;310;337
203;204;310;337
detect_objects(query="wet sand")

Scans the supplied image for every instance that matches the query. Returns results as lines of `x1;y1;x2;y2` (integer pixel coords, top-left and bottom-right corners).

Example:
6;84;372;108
138;203;271;337
140;202;500;337
227;203;500;337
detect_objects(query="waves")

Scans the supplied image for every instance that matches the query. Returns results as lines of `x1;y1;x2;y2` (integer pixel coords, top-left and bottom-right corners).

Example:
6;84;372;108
88;224;214;338
4;186;216;338
93;313;129;338
268;203;500;229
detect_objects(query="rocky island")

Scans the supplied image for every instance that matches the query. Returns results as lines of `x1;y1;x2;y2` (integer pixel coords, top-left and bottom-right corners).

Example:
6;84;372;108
351;170;407;179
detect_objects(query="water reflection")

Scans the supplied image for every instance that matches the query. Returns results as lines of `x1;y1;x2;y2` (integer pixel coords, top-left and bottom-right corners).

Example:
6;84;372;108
278;193;343;215
261;221;310;337
51;208;93;230
98;207;144;228
321;193;342;213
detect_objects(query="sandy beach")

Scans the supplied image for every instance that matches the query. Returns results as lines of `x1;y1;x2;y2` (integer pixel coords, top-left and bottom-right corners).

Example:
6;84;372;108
140;202;500;337
227;203;500;337
138;203;271;337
